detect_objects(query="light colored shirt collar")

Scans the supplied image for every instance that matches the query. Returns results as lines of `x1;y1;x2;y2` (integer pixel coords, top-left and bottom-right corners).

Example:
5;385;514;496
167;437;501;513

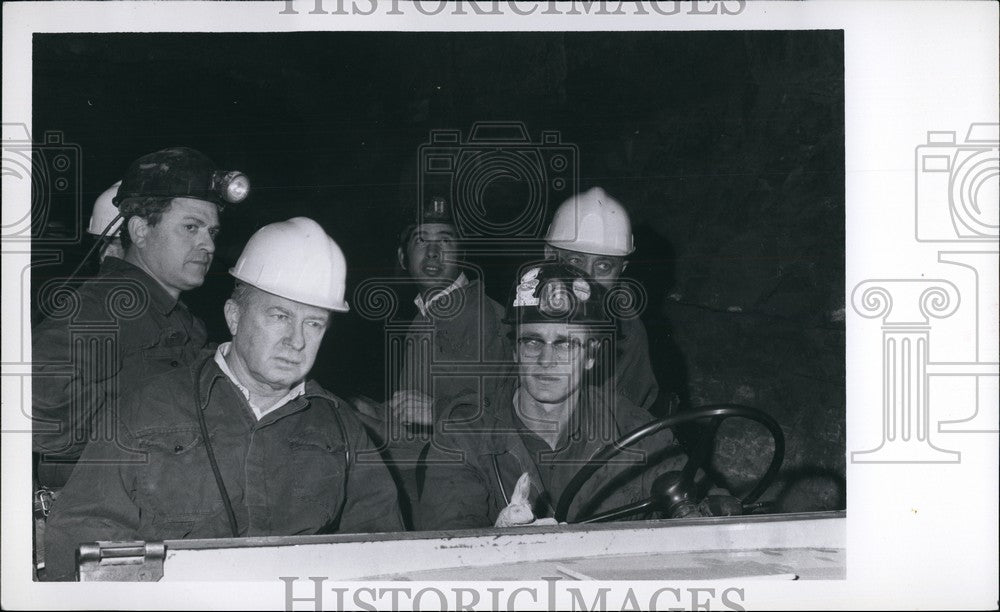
413;272;469;317
214;342;306;420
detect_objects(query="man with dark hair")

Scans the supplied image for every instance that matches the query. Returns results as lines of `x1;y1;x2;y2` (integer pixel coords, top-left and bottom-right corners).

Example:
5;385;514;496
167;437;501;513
32;147;249;489
390;196;511;425
44;218;403;581
351;195;512;527
417;262;686;529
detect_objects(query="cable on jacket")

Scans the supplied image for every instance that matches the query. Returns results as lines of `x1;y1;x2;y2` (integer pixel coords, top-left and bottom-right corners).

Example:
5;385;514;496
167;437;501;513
193;358;240;538
492;455;510;507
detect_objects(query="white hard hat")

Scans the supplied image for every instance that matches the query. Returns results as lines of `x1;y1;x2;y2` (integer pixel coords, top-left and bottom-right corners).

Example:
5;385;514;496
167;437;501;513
229;217;350;312
544;187;635;257
87;180;124;237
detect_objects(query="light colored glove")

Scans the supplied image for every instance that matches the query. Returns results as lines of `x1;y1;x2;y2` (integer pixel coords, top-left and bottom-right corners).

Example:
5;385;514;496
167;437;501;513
494;473;558;528
389;390;435;427
349;395;385;423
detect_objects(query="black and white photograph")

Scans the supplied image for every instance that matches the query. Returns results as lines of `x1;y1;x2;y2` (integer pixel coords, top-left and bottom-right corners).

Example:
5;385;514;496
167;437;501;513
2;1;996;610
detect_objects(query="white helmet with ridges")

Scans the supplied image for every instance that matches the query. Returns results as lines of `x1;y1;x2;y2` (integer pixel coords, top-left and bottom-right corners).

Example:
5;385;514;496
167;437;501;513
87;180;124;237
545;187;635;257
229;217;349;312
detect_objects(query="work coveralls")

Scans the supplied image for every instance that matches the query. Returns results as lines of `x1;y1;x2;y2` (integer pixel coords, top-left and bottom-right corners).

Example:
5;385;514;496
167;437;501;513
44;351;404;581
32;256;208;486
416;376;686;530
396;276;512;409
360;277;513;521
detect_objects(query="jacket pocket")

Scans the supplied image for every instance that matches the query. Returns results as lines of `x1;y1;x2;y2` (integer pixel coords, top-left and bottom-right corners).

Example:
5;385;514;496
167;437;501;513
139;345;188;379
285;431;348;525
132;429;224;523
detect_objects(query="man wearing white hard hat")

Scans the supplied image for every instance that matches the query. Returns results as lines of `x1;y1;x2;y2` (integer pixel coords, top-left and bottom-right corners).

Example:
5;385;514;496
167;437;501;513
544;187;660;414
86;180;125;263
44;217;404;581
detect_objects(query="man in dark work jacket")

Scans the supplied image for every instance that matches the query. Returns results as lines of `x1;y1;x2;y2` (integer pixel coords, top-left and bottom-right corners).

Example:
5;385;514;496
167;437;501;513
351;196;511;526
32;147;248;488
44;217;403;580
418;262;687;530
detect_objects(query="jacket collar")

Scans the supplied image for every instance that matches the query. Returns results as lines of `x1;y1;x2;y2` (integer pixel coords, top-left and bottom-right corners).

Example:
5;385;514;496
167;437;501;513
502;380;628;451
101;256;183;316
193;350;340;414
414;272;470;317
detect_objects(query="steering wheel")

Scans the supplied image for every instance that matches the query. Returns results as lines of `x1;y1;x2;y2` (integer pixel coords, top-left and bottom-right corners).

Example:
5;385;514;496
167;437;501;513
554;405;784;524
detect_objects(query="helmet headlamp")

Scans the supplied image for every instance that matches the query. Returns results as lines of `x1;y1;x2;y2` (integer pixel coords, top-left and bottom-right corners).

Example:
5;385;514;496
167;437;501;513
113;147;250;209
214;171;250;204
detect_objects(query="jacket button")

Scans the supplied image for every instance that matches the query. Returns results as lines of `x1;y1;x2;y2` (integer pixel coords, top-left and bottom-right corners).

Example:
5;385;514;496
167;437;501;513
484;398;491;407
170;360;180;367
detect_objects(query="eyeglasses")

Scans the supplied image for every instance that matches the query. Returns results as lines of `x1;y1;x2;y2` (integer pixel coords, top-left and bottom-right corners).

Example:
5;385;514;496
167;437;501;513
516;337;582;360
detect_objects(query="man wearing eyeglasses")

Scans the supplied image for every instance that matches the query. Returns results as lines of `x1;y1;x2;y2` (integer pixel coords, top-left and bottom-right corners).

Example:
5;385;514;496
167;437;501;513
416;262;686;529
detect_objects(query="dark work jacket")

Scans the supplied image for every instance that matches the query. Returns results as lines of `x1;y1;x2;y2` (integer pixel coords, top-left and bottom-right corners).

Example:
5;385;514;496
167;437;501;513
32;257;208;479
375;279;512;463
396;278;512;405
44;351;404;581
416;376;686;530
615;316;659;413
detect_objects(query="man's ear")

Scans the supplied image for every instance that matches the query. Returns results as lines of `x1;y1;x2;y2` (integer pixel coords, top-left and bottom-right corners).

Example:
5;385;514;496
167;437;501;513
396;246;406;271
128;216;149;248
621;259;628;274
543;245;557;260
223;299;241;336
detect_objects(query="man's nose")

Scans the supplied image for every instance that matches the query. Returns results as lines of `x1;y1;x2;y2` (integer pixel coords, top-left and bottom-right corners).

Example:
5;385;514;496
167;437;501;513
285;322;306;350
538;342;559;367
199;229;216;254
426;243;441;260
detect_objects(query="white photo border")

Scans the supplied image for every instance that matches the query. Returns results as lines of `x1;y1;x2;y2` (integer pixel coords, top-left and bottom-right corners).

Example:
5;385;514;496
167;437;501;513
3;1;998;609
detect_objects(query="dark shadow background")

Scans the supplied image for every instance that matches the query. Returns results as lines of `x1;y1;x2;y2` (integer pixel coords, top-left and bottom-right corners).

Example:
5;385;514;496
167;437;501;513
31;31;845;512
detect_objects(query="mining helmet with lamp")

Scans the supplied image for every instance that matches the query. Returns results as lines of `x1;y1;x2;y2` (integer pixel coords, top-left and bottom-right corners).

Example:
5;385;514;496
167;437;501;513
229;217;350;312
422;195;453;224
398;195;456;245
113;147;250;208
87;180;124;238
504;261;612;326
545;187;635;257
